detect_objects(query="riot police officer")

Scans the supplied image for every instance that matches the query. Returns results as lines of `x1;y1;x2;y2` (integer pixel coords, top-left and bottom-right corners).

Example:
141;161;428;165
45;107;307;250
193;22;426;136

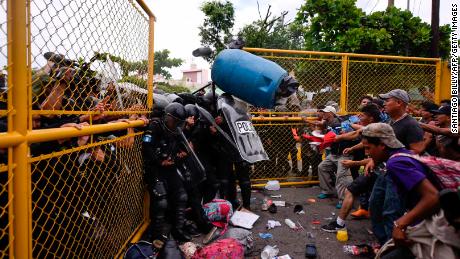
142;102;191;243
182;104;215;234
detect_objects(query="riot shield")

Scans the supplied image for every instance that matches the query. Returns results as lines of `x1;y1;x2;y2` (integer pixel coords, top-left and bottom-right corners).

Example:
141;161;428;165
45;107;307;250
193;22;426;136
195;104;241;161
218;95;269;163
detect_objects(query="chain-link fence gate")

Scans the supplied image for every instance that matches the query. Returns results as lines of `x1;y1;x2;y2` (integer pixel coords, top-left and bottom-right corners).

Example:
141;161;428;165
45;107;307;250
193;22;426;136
0;2;446;256
245;48;441;186
0;0;155;257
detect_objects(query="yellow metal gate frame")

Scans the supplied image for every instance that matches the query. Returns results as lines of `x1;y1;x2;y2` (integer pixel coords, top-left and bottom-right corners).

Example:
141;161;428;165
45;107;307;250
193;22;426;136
0;0;155;257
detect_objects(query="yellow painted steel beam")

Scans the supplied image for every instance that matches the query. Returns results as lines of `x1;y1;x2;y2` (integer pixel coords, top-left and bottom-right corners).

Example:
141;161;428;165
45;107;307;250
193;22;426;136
434;60;442;104
251;117;306;122
348;59;436;67
30;110;150;115
0;121;146;148
439;61;451;101
0;132;26;148
251;181;319;188
147;17;154;109
244;47;441;62
136;0;156;20
340;56;349;114
27;120;145;144
115;220;150;259
29;132;143;162
10;0;32;257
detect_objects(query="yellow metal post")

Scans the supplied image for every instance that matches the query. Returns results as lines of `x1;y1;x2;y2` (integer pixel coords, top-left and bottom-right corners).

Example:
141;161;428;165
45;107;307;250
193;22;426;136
340;55;349;114
434;60;442;104
439;61;452;101
10;0;32;258
147;17;155;109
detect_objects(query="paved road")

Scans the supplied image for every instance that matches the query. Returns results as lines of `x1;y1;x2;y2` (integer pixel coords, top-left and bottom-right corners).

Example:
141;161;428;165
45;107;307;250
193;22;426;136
244;186;377;258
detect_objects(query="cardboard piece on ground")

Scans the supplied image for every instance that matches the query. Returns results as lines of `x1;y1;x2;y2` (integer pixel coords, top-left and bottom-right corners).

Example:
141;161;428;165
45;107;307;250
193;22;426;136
230;210;260;229
273;201;285;207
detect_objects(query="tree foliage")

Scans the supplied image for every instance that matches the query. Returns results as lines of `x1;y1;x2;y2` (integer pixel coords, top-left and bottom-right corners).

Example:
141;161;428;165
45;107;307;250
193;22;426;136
154;49;184;79
238;4;304;50
198;0;235;62
120;76;190;93
156;83;191;94
294;0;451;58
95;49;182;79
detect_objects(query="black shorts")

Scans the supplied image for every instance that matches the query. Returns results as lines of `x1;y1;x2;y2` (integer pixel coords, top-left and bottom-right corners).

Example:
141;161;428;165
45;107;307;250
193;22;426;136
347;173;377;196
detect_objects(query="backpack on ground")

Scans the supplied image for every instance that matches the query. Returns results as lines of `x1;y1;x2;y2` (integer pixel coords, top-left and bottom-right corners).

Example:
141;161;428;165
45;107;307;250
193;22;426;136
390;153;460;190
203;199;233;232
192;238;244;259
124;240;157;259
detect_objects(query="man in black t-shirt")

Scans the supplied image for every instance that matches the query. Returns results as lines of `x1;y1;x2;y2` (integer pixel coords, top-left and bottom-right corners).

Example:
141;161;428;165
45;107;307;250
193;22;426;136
379;89;425;154
365;89;424;244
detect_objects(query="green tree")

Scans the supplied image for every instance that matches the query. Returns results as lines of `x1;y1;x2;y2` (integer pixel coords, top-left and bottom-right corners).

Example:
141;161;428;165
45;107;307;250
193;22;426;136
96;50;183;79
238;5;304;50
154;49;183;79
198;0;235;62
294;0;451;58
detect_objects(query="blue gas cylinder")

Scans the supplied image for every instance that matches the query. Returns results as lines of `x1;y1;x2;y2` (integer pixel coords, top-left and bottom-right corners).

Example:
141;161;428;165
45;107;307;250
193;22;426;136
211;49;288;108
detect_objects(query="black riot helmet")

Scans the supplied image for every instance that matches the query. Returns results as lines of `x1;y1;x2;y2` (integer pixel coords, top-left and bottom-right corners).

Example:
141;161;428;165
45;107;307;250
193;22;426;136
184;104;199;119
201;91;219;113
163;102;186;133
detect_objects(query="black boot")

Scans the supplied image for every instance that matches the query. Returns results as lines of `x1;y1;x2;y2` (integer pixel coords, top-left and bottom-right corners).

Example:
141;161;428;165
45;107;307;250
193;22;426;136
171;227;192;242
172;198;192;242
184;220;201;237
240;182;252;210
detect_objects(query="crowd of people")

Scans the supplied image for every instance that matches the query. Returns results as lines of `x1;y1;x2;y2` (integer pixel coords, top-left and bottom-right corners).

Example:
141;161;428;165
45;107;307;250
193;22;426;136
303;90;460;258
1;51;459;258
138;87;459;258
0;52;151;257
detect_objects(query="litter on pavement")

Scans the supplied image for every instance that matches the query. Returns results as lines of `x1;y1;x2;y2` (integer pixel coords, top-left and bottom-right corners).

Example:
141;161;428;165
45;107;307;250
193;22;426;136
258;232;273;239
272;201;285;207
260;245;279;259
266;220;282;230
265;180;280;191
230;210;260;229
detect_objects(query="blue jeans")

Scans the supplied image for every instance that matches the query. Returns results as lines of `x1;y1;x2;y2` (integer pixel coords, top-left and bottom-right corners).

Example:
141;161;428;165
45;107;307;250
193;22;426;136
369;172;404;245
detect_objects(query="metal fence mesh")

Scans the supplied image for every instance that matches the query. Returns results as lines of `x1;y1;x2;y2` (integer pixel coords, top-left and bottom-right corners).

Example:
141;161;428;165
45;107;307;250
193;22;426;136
261;55;343;111
347;59;437;112
30;133;145;258
0;164;12;258
246;50;438;113
30;0;150;115
251;120;322;181
0;0;11;257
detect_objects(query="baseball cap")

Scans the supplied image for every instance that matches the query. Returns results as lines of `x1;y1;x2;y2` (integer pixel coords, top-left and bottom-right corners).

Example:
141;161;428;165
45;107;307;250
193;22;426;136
362;123;404;149
319;105;336;114
378;89;410;104
430;105;451;115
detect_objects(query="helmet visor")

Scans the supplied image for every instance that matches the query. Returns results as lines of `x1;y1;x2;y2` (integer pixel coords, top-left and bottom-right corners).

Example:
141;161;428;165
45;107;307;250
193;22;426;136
164;113;185;132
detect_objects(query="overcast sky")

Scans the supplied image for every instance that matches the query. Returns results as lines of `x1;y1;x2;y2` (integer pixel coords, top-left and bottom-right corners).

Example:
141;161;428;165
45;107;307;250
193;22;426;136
146;0;457;80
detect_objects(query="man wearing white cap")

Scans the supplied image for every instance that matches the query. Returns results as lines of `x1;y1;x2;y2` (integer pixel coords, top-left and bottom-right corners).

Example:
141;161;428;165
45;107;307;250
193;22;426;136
316;106;355;209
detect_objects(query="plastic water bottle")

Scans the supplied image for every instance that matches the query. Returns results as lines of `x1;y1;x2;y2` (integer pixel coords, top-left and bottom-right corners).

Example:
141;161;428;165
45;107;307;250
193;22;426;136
285;219;297;229
307;165;313;180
